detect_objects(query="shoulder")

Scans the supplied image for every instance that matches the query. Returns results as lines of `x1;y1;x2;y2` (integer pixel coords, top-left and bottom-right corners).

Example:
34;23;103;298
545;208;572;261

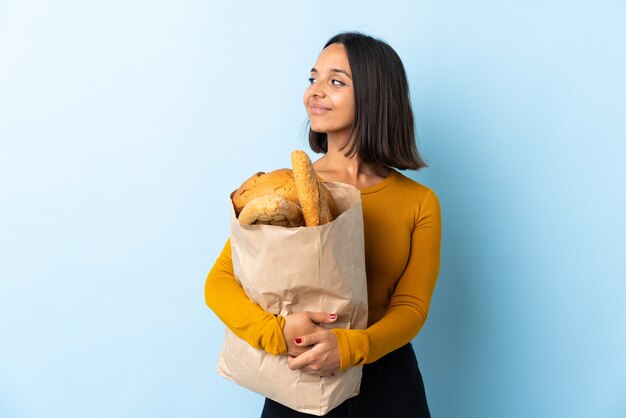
390;172;441;224
391;171;439;202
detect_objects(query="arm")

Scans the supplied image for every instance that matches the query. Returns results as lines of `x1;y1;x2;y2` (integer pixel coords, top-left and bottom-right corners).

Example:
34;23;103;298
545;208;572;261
289;189;442;373
333;189;442;370
205;239;337;356
204;239;288;355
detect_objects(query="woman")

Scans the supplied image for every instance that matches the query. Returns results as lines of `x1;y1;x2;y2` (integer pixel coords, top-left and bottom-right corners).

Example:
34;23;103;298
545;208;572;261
206;32;441;417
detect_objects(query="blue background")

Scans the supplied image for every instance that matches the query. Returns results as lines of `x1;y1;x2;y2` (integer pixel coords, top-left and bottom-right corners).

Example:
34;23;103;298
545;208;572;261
1;1;625;417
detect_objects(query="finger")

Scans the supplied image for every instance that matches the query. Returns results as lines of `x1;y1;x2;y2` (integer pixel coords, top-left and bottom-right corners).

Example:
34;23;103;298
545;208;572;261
294;330;327;347
305;311;337;324
287;351;326;374
287;344;310;358
288;351;310;370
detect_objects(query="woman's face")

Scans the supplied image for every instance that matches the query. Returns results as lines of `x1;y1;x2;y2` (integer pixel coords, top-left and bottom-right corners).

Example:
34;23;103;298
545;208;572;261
303;43;355;138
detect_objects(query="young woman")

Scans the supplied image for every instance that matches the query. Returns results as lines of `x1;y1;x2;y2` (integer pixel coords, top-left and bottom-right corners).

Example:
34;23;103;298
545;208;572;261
206;32;441;418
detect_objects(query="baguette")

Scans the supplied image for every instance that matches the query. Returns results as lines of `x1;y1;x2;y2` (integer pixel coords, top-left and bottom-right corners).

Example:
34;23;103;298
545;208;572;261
291;150;321;227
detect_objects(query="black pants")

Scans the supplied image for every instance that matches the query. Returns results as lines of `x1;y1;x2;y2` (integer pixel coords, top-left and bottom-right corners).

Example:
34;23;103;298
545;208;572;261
261;343;431;418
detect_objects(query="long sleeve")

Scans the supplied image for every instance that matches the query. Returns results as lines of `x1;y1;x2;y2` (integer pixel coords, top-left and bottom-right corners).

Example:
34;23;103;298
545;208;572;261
205;239;288;355
332;187;442;370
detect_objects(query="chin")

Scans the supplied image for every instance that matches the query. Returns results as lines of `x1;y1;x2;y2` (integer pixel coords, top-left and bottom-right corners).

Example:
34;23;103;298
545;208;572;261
309;123;328;133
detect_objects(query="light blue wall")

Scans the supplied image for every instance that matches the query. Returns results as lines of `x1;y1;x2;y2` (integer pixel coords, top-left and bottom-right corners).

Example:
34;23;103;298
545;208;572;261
1;1;624;417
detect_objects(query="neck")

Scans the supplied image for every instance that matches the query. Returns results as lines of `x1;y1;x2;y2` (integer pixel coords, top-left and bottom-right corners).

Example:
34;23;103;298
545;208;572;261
314;132;390;185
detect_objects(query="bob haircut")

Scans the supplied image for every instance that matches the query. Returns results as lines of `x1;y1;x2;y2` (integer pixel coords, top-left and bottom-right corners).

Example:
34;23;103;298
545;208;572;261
308;32;427;171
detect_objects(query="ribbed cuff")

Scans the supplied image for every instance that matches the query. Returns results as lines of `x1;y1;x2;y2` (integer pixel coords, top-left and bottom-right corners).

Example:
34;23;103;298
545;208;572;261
264;315;288;355
331;328;369;371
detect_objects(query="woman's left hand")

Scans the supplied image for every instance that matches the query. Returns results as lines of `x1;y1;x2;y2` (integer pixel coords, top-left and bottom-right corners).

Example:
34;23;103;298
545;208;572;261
286;329;340;376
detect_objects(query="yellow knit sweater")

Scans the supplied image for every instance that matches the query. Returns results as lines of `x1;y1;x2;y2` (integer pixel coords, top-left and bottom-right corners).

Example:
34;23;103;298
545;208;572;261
205;170;441;371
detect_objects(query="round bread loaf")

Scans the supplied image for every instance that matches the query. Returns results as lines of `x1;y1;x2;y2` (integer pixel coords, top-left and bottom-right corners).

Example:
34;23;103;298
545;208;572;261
232;169;298;215
232;151;338;227
238;194;305;227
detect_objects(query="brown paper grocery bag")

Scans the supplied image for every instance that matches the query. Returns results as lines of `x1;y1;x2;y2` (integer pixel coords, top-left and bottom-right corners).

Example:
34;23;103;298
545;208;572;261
217;182;368;416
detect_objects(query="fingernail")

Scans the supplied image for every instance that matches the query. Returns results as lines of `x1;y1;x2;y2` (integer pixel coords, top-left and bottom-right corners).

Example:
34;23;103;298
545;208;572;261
294;338;302;344
329;314;337;320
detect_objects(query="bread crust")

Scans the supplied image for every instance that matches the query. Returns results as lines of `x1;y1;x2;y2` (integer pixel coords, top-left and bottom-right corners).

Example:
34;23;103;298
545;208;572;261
238;194;305;227
232;169;297;215
291;150;321;226
232;151;337;227
318;183;337;225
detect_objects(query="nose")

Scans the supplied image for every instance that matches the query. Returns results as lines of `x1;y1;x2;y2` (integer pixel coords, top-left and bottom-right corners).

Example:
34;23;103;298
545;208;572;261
309;80;326;98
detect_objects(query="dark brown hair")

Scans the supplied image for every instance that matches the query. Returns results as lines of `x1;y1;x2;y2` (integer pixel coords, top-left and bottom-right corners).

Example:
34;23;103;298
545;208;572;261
308;32;427;171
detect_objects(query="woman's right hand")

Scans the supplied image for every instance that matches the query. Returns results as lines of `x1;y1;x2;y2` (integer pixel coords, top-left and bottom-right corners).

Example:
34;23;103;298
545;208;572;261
282;311;337;357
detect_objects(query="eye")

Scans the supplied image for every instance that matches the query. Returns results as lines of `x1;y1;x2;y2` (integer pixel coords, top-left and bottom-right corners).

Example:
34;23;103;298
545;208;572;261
331;79;345;87
308;77;316;85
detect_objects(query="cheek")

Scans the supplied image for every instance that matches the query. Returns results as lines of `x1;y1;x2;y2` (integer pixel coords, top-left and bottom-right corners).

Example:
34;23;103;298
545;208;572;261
338;96;355;120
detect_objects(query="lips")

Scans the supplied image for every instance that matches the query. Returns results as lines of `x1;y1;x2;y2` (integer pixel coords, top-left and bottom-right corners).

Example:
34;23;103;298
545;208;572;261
309;103;331;115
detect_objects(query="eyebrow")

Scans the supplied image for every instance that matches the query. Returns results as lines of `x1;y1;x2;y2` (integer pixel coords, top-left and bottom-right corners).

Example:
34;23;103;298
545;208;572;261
310;67;352;79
